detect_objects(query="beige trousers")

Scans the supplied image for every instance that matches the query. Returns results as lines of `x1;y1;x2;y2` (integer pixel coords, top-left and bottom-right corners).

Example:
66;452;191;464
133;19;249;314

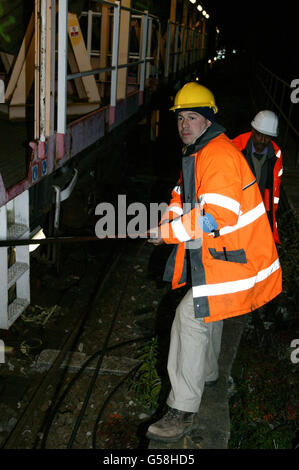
166;289;223;413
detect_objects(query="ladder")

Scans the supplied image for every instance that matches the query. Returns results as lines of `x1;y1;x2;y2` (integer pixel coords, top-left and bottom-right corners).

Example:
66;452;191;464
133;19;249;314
0;191;30;330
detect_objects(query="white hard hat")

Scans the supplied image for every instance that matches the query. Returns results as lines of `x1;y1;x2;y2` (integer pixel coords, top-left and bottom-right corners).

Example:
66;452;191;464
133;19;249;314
251;110;278;137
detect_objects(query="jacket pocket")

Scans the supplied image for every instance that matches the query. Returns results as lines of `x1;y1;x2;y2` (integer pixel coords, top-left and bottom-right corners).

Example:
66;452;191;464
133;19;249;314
209;247;247;264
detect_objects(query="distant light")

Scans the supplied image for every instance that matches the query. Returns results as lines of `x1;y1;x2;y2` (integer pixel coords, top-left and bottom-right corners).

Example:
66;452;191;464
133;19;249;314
203;10;207;16
195;77;199;81
208;59;212;64
189;0;196;4
214;57;217;61
216;27;220;34
197;4;203;11
205;13;209;19
232;49;237;54
216;48;226;60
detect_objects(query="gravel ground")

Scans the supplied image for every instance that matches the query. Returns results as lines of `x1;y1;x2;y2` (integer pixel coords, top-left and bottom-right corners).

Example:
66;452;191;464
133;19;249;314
0;236;181;449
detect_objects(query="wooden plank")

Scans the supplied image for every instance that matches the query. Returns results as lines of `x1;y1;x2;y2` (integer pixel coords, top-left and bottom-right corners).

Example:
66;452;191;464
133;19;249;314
35;349;140;375
170;0;177;64
99;4;110;84
34;0;40;138
5;14;34;102
182;0;188;25
10;33;35;107
45;0;56;137
67;47;87;100
68;13;101;103
66;102;100;115
8;105;27;120
170;0;177;23
0;52;14;74
201;18;206;56
117;0;131;101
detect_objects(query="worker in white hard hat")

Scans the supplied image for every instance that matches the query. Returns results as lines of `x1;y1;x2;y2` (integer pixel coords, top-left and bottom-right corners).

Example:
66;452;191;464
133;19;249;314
232;110;283;244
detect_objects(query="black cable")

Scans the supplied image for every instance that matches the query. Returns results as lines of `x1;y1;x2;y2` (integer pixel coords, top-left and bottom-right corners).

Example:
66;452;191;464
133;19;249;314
39;335;152;448
2;243;120;450
67;239;147;448
33;237;149;449
92;363;141;449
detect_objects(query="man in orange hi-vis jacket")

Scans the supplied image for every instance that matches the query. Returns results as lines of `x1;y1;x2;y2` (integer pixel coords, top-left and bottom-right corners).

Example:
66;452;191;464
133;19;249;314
146;82;282;443
232;110;283;244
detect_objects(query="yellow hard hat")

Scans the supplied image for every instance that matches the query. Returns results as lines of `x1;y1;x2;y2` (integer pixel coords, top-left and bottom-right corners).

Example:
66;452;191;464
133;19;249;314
170;82;218;114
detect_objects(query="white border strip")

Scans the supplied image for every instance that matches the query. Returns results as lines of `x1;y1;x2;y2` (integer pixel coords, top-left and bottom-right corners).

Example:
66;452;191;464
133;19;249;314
202;193;240;215
216;202;266;237
193;258;280;298
171;217;191;242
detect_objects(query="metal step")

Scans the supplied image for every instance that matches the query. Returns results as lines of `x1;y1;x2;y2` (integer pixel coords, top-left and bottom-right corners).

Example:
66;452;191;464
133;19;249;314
7;298;30;326
1;190;30;330
8;262;29;289
7;223;29;240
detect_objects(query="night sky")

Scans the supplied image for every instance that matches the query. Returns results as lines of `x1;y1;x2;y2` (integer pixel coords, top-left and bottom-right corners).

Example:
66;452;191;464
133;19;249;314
211;1;298;81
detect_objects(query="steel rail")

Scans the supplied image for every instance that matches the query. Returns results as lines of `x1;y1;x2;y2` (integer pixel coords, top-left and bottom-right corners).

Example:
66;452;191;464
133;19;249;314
67;58;153;81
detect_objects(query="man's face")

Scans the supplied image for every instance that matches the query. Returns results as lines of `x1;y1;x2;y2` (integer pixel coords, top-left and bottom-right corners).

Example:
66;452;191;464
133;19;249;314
251;127;272;153
177;110;212;145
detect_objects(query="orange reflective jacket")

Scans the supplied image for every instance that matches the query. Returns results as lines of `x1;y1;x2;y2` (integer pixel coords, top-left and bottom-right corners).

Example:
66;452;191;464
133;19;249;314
161;124;282;323
232;132;283;244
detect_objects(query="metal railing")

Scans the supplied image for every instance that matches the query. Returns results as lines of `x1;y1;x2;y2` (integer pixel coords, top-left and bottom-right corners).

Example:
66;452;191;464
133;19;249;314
57;0;160;136
256;63;299;162
0;0;206;207
80;10;102;58
80;9;161;79
164;20;203;78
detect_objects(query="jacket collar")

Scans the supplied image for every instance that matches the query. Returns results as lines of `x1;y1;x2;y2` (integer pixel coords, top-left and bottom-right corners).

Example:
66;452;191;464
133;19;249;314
246;136;276;160
183;122;226;156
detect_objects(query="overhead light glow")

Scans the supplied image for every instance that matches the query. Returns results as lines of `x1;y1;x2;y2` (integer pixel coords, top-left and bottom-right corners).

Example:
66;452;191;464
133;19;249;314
206;13;209;19
189;0;196;4
197;4;203;11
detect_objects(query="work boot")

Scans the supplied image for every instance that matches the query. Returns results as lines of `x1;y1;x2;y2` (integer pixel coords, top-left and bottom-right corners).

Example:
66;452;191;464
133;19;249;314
146;407;197;443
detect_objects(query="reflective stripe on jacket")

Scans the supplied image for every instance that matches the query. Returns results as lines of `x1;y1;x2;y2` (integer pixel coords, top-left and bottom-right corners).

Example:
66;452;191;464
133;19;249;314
232;132;282;244
161;123;282;323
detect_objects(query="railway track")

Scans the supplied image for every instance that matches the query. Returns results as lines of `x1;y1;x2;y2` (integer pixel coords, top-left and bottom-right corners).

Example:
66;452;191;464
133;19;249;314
0;234;170;449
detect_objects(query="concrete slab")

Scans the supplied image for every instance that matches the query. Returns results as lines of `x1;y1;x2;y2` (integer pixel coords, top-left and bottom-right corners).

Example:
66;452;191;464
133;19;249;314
34;349;140;375
148;315;247;450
